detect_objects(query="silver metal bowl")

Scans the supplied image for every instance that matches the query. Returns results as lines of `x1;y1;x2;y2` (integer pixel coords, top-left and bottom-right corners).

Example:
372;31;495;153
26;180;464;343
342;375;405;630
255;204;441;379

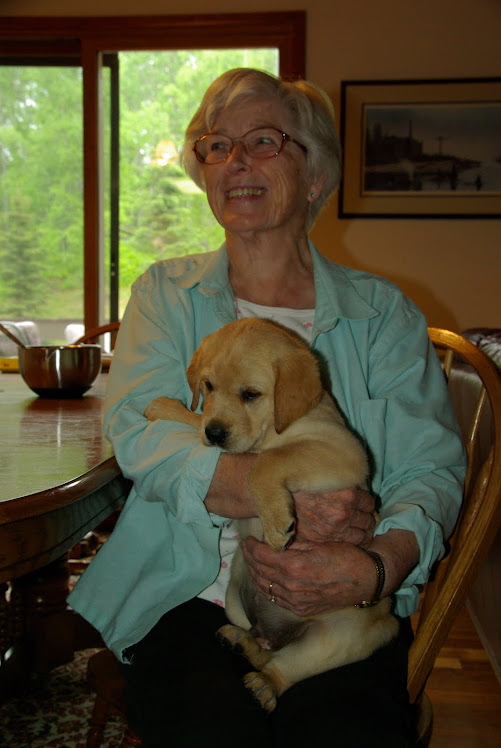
18;345;102;398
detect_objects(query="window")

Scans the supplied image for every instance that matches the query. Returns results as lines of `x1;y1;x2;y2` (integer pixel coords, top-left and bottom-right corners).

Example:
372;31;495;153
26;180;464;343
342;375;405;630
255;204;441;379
0;64;84;331
0;13;305;341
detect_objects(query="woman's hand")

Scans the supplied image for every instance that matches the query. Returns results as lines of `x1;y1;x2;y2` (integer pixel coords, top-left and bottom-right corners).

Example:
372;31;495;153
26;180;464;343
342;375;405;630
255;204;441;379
293;487;376;547
241;536;377;617
241;527;420;618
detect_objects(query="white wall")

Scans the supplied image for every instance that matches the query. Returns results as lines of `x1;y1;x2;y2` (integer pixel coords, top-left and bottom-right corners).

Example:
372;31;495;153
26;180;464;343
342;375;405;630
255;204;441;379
2;0;500;331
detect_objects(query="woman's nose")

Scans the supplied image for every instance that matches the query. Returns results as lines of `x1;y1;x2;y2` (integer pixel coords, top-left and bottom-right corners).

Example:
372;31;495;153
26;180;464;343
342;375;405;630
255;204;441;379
225;141;251;172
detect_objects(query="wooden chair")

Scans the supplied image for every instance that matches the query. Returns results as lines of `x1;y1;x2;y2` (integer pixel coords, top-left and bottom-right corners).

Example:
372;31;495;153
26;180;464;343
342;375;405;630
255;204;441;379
86;648;141;747
409;328;501;746
75;321;121;350
84;328;501;748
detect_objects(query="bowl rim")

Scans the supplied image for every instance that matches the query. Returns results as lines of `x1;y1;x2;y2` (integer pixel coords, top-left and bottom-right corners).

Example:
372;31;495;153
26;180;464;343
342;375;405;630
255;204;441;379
19;344;102;351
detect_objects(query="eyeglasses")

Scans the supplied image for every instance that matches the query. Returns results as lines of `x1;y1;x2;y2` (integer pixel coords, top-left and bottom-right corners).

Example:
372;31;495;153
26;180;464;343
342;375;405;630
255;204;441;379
193;126;307;165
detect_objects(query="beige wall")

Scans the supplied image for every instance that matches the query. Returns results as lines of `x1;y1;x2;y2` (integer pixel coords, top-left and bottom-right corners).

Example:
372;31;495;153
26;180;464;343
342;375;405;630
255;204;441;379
2;0;500;331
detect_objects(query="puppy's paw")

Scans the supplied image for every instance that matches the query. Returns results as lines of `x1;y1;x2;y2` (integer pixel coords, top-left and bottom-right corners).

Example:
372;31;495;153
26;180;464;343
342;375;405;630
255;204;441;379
216;624;248;654
217;625;272;671
262;516;296;552
144;398;202;432
243;671;278;712
144;396;181;421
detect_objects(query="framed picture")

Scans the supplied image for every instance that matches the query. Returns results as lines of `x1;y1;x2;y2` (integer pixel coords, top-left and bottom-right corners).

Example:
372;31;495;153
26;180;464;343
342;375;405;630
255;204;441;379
339;78;501;218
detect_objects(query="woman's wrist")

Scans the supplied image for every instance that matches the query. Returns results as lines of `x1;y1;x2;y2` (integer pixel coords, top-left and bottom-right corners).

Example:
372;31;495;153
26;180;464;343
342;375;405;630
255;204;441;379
204;452;258;518
354;549;386;607
365;528;420;598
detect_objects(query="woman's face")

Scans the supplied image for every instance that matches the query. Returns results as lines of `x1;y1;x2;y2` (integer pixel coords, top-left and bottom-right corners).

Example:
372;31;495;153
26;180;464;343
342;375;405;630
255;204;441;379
203;97;320;239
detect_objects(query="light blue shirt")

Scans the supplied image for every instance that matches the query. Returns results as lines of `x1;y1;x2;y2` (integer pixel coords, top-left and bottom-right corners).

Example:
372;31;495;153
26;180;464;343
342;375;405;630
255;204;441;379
68;242;466;661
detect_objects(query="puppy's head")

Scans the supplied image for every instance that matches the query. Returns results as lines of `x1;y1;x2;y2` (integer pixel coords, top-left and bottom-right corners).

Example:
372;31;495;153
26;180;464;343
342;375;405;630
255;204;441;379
186;319;323;452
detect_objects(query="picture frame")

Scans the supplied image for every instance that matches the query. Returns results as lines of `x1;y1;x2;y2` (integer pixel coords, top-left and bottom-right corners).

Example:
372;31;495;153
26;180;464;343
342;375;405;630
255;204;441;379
338;78;501;218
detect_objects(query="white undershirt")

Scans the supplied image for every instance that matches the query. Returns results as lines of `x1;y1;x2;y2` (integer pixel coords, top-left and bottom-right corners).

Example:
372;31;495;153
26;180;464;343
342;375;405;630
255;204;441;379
235;297;315;344
198;298;315;606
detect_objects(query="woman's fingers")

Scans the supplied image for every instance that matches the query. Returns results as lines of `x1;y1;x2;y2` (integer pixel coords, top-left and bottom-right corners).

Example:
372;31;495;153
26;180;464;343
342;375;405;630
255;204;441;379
293;488;376;544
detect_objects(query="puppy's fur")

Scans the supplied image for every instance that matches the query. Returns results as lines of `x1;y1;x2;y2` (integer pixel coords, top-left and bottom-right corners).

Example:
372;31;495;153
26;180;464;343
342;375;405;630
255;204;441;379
145;318;398;711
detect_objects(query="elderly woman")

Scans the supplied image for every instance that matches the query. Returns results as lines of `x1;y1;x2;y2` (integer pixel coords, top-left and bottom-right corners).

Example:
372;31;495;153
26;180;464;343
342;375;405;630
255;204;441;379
69;68;466;747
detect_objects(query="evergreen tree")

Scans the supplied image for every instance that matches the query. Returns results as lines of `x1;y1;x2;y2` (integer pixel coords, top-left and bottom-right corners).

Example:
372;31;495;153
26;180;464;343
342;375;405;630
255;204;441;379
0;192;44;316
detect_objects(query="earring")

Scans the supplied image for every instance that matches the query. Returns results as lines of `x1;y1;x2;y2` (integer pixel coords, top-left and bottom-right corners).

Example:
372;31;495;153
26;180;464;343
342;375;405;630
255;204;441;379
311;192;317;199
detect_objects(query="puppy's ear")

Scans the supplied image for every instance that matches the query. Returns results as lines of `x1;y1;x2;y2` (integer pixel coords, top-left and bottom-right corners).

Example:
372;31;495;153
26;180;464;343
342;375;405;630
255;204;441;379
273;349;323;433
186;348;202;411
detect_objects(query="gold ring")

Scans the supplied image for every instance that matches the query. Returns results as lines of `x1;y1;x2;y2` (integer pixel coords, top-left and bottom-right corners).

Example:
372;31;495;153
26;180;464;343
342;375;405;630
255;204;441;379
269;582;276;603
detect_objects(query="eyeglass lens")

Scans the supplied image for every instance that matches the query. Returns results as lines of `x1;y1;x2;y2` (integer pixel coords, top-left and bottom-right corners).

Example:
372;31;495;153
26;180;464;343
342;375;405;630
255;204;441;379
195;127;285;163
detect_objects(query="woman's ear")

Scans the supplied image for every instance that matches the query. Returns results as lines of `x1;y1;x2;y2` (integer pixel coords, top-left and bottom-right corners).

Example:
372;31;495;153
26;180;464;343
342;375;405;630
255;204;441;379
308;173;326;203
273;349;323;433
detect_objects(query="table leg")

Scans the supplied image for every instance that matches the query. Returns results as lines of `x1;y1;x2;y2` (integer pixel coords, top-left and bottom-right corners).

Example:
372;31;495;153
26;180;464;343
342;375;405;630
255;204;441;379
0;557;76;701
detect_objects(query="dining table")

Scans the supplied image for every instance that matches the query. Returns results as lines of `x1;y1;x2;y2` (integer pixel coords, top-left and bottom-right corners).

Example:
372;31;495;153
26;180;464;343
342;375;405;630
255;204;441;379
0;370;131;699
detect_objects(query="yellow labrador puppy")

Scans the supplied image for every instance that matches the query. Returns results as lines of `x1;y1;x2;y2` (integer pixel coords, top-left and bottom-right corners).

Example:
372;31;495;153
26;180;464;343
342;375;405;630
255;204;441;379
145;318;398;711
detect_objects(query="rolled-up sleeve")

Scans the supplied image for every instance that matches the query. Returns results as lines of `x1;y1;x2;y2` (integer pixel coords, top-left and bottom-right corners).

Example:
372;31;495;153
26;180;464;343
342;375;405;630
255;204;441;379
103;266;227;528
363;299;466;615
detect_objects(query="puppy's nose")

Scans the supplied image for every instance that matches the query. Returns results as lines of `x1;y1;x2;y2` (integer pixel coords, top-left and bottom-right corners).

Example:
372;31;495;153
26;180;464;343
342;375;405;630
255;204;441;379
205;421;228;447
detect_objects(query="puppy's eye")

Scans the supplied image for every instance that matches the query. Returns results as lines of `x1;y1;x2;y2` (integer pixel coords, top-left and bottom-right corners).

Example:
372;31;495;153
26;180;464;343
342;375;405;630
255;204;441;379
242;389;261;402
203;380;213;392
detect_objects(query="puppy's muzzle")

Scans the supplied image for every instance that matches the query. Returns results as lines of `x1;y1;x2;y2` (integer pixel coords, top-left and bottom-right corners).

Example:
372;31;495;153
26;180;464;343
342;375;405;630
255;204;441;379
205;420;229;447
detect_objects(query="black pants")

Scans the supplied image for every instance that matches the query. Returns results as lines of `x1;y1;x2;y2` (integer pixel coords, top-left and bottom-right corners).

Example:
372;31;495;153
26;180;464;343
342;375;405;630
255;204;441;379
120;598;415;748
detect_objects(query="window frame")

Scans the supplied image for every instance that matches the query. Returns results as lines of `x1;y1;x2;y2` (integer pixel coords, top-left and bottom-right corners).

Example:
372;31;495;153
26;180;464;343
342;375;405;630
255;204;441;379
0;12;306;330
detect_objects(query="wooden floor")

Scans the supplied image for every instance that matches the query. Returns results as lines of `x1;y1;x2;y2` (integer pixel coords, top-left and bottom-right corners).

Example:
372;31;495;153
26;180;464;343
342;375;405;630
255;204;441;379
420;605;501;747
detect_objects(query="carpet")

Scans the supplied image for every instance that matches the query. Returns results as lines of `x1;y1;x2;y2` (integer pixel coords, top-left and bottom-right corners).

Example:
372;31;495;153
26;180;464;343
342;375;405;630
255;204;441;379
0;648;126;748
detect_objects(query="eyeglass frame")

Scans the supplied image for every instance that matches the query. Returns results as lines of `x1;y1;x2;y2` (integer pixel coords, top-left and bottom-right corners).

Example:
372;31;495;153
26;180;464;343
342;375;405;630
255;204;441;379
192;126;308;165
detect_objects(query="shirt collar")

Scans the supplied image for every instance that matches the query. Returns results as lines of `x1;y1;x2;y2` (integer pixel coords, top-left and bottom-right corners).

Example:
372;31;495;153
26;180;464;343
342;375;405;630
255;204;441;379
175;241;378;329
309;240;378;333
173;245;229;293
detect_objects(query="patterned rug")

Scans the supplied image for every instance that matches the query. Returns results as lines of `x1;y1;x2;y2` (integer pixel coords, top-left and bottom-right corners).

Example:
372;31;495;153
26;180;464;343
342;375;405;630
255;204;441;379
0;648;126;748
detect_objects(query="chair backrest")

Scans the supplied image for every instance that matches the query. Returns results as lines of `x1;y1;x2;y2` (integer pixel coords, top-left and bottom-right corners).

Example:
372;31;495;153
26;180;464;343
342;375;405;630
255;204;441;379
407;327;501;703
74;322;121;350
0;320;42;354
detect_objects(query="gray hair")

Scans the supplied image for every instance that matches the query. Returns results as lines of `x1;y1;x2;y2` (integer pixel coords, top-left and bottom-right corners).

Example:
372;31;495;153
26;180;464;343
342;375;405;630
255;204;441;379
181;68;342;230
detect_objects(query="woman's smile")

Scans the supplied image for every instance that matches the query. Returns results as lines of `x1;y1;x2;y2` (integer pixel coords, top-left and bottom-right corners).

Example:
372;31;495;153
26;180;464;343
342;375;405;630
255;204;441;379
225;186;267;199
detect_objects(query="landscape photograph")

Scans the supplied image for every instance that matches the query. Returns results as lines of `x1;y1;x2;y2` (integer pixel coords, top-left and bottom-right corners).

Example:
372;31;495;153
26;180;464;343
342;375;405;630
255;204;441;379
363;102;501;194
